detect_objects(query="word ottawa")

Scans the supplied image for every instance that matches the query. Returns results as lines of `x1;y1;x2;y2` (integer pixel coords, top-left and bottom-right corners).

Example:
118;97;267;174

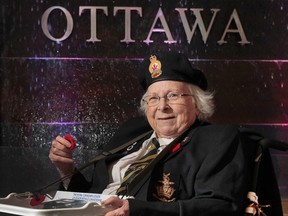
41;6;251;45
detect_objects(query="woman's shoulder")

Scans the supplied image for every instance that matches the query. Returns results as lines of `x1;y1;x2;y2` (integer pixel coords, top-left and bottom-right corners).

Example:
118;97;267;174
196;123;239;136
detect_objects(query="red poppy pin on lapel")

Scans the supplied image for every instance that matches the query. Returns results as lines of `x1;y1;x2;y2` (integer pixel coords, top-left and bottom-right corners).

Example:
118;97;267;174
169;143;181;153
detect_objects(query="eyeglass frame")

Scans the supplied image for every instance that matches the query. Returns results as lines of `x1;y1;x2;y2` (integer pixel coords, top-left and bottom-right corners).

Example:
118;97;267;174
142;92;194;107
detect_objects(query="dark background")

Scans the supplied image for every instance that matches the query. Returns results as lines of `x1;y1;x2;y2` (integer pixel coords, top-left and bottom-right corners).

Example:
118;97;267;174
1;0;287;212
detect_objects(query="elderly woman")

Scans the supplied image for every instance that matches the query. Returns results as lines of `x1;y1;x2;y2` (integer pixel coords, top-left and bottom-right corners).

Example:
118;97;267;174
49;52;254;216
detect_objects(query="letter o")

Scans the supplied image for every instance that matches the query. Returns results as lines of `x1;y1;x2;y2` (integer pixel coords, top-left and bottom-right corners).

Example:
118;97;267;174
41;6;73;42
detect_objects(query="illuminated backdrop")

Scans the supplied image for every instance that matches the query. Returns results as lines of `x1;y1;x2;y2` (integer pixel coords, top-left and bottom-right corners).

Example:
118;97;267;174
0;0;287;212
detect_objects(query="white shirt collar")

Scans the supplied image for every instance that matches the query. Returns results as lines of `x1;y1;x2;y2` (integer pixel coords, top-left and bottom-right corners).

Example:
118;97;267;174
149;132;175;149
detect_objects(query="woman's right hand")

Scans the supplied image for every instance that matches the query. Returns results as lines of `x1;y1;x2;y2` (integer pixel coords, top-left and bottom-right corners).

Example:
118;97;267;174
49;135;75;176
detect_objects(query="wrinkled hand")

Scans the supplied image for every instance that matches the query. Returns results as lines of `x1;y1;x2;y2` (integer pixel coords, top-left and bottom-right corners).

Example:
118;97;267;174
49;135;75;176
102;197;130;216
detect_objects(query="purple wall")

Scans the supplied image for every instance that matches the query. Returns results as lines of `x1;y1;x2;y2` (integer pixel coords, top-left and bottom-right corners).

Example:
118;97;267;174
1;0;287;209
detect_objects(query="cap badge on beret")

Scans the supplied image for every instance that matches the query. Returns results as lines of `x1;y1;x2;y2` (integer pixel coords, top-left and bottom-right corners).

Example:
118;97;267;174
149;55;162;78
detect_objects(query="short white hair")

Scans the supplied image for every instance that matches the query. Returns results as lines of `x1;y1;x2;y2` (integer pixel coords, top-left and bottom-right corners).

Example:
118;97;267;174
139;83;215;122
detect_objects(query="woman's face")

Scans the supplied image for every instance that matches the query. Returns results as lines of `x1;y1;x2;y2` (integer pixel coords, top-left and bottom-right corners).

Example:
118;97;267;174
145;80;199;138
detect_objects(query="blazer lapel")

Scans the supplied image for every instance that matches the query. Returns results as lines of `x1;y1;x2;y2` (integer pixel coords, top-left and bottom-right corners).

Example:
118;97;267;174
127;123;202;196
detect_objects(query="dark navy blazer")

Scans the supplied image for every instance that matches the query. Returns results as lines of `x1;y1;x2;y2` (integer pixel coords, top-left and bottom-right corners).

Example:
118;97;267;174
64;117;282;216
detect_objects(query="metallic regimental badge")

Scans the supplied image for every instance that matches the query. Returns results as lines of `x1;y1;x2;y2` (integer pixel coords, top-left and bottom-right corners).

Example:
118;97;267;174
153;173;176;202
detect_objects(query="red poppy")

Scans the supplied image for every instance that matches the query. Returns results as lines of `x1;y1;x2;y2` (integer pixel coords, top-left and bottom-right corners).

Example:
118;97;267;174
30;195;45;206
64;134;76;150
169;143;181;153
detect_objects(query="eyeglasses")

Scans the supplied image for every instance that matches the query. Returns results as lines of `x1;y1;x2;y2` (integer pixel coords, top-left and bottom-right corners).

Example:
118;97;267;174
143;92;194;107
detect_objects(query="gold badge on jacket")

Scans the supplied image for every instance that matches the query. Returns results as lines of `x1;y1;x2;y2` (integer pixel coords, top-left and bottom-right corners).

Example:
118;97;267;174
153;173;176;202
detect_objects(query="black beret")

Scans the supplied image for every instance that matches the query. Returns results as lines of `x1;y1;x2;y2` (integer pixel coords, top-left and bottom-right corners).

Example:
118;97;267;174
138;52;208;91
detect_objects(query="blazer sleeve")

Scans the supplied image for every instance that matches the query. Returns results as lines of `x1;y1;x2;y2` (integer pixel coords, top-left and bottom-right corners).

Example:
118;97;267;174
59;172;92;192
